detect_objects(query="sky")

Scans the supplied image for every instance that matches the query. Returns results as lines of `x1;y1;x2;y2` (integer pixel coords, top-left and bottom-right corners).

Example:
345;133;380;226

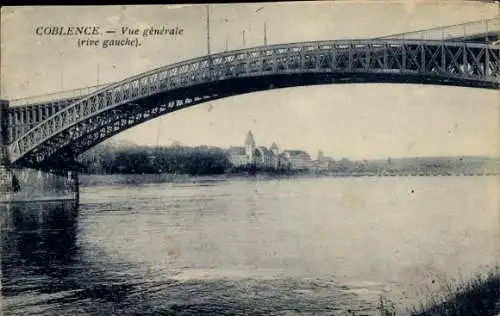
1;1;498;160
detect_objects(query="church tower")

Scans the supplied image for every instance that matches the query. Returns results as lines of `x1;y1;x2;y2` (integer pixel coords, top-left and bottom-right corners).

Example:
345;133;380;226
245;130;256;164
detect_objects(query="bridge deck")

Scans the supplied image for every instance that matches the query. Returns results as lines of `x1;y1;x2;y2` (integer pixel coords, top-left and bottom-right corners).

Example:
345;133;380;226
8;84;109;108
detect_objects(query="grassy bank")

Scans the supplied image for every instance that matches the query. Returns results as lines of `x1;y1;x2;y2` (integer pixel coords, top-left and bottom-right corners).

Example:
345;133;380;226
379;267;500;316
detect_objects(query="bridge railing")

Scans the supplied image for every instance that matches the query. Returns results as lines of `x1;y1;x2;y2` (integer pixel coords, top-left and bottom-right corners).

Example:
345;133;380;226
8;84;110;107
377;18;500;41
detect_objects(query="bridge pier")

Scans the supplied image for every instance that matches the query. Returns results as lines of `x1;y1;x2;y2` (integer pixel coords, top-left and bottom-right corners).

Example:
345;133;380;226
0;167;79;203
0;99;13;199
1;100;79;203
1;100;9;163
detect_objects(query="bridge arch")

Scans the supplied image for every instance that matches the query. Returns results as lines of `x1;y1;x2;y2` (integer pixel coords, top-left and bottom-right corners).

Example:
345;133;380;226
7;39;499;168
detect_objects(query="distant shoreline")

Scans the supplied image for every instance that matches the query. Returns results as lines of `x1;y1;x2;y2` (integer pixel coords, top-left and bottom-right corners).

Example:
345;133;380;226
78;142;499;179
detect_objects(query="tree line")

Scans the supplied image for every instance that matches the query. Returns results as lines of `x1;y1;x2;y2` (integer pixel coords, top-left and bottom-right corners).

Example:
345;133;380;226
77;142;498;176
78;144;231;175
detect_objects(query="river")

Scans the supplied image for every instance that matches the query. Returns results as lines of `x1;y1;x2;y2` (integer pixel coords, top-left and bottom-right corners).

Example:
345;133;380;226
1;176;498;315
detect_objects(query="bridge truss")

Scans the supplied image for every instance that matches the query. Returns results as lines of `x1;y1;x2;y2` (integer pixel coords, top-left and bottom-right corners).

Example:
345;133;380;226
5;37;500;168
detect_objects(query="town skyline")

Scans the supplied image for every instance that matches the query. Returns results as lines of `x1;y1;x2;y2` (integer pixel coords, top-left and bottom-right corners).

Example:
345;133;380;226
83;133;499;176
100;126;499;163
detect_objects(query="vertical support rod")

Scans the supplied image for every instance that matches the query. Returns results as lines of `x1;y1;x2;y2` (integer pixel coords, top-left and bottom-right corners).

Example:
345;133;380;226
462;38;467;75
384;43;389;70
348;43;353;71
484;45;490;76
331;46;337;71
420;33;425;73
441;28;445;72
420;42;425;73
402;34;406;72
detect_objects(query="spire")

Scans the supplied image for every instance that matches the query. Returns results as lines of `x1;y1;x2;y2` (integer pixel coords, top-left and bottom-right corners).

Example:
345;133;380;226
245;130;255;147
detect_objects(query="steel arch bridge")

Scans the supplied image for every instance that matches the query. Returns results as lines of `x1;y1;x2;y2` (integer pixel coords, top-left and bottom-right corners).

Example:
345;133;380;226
3;22;500;170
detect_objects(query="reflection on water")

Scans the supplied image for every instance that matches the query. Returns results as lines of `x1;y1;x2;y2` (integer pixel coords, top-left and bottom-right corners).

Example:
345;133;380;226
1;202;143;316
1;176;498;315
1;202;79;295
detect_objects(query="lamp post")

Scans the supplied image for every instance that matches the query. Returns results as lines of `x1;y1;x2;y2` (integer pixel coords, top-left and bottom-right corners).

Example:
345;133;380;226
255;6;268;47
239;6;268;49
206;4;211;56
264;21;268;46
223;18;229;52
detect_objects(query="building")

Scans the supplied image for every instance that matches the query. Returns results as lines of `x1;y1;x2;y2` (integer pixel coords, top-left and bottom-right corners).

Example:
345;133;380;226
311;150;334;171
228;131;279;169
227;146;249;166
270;143;280;169
282;150;313;170
227;131;317;171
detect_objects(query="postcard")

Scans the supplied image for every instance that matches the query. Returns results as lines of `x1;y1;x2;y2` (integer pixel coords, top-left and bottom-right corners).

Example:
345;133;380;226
0;2;498;315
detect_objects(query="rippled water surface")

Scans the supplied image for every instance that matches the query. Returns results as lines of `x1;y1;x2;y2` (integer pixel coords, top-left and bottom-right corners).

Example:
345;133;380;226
1;176;498;315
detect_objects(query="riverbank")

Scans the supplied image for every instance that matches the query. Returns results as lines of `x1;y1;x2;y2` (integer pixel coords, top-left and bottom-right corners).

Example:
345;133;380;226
379;267;500;316
78;172;312;186
78;171;497;187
